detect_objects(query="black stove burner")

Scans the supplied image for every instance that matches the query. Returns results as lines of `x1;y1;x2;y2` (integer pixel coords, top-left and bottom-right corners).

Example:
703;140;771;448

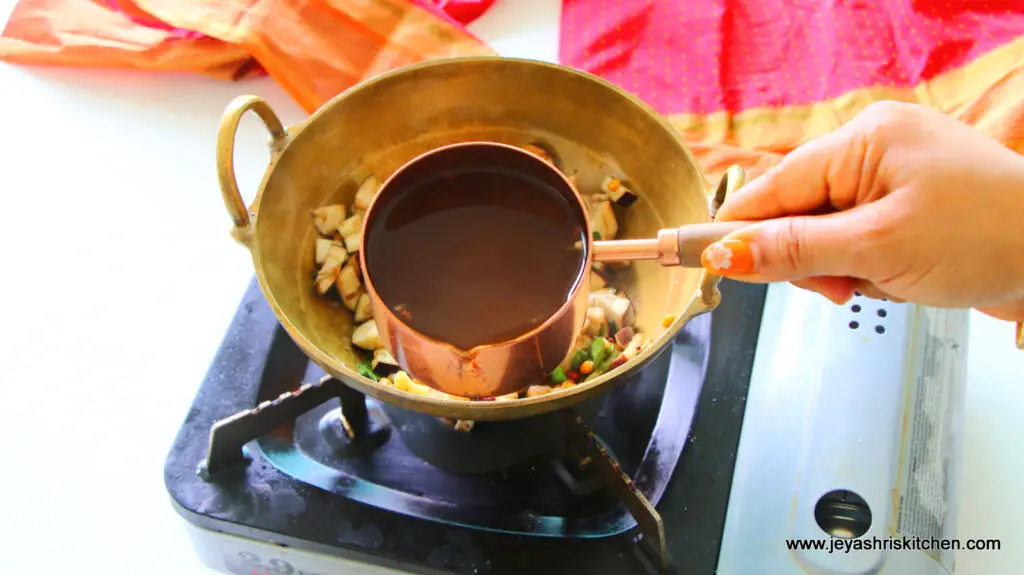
380;402;574;475
165;277;766;575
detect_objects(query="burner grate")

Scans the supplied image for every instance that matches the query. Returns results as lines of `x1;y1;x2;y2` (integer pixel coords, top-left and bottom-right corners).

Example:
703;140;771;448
165;278;767;575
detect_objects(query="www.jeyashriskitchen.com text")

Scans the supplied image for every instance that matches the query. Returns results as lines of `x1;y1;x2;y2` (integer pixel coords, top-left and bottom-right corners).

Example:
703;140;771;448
786;536;1001;554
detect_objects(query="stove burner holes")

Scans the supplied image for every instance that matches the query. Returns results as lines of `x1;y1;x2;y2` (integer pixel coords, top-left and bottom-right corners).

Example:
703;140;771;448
814;489;872;539
849;303;888;334
875;305;888;334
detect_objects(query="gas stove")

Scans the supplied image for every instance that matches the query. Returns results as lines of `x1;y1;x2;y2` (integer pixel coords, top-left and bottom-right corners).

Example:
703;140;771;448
165;277;970;575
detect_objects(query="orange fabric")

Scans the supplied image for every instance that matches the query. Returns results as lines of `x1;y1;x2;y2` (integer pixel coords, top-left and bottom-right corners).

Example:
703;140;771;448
134;0;495;113
673;36;1024;185
0;0;494;111
0;0;258;80
670;36;1024;182
558;0;1024;184
3;0;1020;180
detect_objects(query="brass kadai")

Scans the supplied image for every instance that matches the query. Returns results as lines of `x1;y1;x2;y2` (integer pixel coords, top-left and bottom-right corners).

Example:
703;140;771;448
215;57;747;421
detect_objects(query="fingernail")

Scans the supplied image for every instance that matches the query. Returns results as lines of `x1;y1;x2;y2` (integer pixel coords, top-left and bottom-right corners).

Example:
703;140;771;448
701;239;755;275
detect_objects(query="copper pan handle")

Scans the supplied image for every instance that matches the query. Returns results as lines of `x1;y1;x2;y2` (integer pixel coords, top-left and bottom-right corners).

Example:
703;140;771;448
216;95;288;247
593;220;754;267
594;222;1024;349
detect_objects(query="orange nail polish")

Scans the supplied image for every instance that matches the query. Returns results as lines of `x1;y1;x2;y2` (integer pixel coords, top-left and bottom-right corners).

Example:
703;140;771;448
701;239;755;275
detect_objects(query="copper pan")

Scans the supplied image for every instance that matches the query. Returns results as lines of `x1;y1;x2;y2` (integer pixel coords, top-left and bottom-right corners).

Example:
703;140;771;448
215;57;747;421
358;141;752;399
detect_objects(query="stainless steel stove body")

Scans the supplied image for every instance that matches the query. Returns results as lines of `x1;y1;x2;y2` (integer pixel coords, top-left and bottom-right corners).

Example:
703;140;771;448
165;279;969;575
719;286;969;575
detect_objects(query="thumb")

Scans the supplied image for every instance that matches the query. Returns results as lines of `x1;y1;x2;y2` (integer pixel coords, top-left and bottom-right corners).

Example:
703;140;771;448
700;207;885;283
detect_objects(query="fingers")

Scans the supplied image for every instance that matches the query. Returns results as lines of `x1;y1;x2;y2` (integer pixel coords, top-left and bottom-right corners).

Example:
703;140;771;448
700;203;889;282
715;123;867;222
789;278;905;306
794;276;860;304
850;280;904;303
977;299;1024;322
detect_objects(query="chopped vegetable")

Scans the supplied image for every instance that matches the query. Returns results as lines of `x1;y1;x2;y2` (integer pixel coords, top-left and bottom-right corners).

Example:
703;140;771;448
592;231;602;240
338;213;362;236
453;420;475;433
354;293;373;322
315;238;335;264
570;349;590;370
583;349;619;381
315;247;347;295
315;271;337;295
342;288;362;311
357;360;379;380
577;333;594;350
313;205;346;235
352;320;382;350
609;334;644;370
342;233;361;253
550;367;568;384
525;385;553;398
569;337;616;382
579;360;594;375
661;314;677;328
336;261;361;297
390;371;469;401
325;243;348;265
600;176;640;207
585;306;607;337
347;254;362;279
591;293;635;328
371;348;400;376
590;337;611;367
590;270;607;290
614;331;638;362
614;326;636;347
589;200;618;240
353;176;380;211
338;216;363;253
393;371;426;394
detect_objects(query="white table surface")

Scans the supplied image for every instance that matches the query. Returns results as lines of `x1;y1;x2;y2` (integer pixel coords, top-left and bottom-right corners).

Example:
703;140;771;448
0;0;1020;573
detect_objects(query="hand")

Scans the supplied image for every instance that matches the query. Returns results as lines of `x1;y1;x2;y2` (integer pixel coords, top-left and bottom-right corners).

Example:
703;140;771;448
700;101;1024;323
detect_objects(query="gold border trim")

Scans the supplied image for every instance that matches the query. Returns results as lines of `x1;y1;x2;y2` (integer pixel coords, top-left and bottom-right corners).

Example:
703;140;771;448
669;36;1024;152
